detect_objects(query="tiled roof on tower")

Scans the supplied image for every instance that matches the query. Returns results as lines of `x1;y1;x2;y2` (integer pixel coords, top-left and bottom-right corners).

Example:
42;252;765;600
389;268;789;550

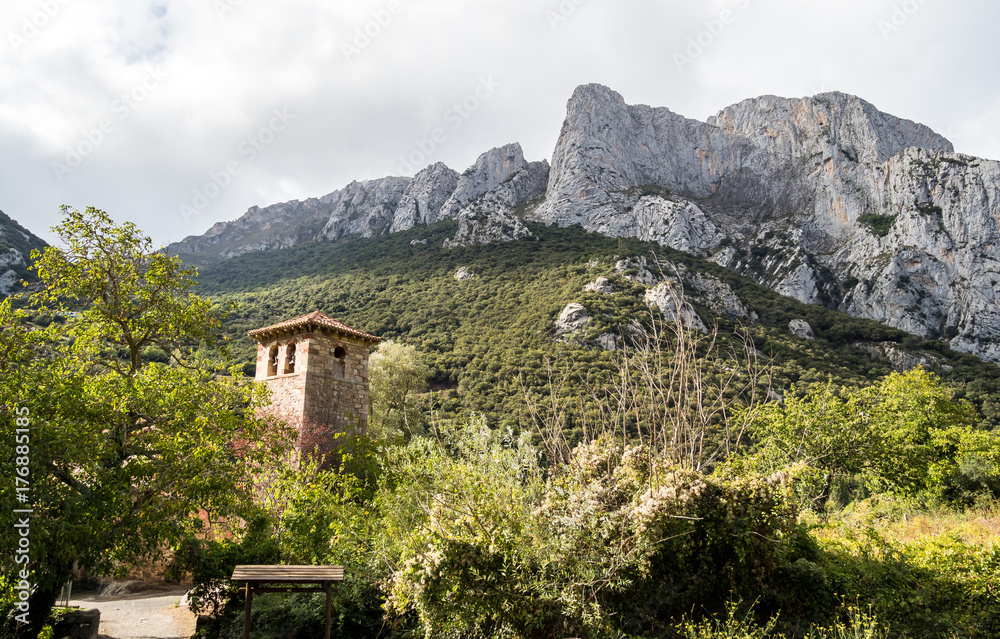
247;311;380;343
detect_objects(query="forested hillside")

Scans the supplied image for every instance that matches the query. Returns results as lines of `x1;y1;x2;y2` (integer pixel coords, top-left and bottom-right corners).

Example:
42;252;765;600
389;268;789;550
197;220;1000;431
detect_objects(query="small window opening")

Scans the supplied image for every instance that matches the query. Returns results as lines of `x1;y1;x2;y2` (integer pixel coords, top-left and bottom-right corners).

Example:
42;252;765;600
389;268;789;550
283;343;296;374
333;346;346;377
267;345;278;377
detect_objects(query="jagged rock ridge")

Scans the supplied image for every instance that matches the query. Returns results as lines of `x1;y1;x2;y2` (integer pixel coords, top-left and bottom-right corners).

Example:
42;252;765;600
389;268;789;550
168;144;548;264
529;84;1000;362
169;84;1000;363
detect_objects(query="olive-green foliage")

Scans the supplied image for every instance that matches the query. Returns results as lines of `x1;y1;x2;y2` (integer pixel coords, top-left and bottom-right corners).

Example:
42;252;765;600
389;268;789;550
856;215;897;237
379;420;805;638
814;512;1000;638
1;208;278;638
738;368;999;505
177;453;400;639
179;222;1000;637
369;340;431;443
169;516;280;620
181;415;998;639
676;601;889;639
192;221;1000;432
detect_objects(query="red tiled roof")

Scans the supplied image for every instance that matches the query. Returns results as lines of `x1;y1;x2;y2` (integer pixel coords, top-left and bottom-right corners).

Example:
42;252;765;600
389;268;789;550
247;311;380;343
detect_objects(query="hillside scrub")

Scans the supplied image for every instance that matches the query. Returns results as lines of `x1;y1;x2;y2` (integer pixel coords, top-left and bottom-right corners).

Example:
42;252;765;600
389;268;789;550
193;221;1000;431
176;330;1000;638
732;368;1000;509
179;408;1000;639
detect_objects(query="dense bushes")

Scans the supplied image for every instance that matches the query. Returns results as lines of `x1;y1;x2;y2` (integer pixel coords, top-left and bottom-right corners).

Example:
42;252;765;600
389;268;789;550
174;408;1000;639
171;223;1000;637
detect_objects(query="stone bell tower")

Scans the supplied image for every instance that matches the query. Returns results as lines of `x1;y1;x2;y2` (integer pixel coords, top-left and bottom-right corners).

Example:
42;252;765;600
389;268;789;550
247;311;380;456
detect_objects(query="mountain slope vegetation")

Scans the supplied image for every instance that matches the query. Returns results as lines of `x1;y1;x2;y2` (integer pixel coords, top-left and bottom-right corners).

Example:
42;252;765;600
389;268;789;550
196;221;1000;432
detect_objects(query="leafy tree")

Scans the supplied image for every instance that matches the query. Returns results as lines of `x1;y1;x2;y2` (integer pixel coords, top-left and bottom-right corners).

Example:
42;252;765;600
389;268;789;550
0;207;279;637
742;368;992;504
368;340;430;443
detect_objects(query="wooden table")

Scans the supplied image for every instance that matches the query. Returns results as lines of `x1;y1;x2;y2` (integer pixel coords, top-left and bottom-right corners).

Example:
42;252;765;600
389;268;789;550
231;565;344;639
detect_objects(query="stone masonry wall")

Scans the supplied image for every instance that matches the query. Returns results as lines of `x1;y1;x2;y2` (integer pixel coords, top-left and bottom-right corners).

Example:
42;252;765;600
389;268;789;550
254;330;372;457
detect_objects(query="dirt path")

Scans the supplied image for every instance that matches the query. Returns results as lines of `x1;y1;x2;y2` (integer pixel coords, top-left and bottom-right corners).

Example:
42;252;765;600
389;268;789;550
69;587;196;639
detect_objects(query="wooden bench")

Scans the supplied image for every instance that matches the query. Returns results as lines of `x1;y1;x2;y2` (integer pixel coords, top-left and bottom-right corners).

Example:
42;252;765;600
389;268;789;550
231;565;344;639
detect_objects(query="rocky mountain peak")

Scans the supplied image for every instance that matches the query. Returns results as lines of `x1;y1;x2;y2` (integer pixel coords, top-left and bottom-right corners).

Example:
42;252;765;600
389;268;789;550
439;142;533;218
167;83;1000;365
708;91;953;165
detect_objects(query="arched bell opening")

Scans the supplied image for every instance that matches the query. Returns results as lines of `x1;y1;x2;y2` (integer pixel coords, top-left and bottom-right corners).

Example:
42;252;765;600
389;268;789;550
267;345;279;377
333;346;346;378
283;343;297;374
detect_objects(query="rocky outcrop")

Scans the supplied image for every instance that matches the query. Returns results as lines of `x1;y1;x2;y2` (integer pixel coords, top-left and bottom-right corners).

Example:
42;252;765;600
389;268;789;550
789;319;815;340
439;143;548;218
444;209;534;247
851;341;947;372
0;245;24;294
168;83;1000;363
555;303;590;336
688;273;757;321
584;277;615;294
0;210;47;297
390;163;461;232
530;84;1000;362
0;269;18;296
443;144;548;247
454;266;476;281
168;197;336;263
318;177;410;241
168;145;548;264
644;283;707;332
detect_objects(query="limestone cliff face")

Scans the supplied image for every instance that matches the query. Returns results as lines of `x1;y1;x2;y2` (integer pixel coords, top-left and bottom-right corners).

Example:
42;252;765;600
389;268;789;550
390;163;460;232
531;84;1000;362
317;177;410;241
0;210;47;296
168;197;335;262
443;143;548;247
168;143;544;262
168;83;1000;363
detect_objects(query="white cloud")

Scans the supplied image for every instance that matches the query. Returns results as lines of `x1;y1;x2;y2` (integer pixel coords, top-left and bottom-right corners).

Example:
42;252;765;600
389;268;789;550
1;0;997;245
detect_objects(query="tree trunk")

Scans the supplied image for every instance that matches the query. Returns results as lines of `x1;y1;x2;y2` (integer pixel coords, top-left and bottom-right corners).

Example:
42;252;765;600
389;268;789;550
18;582;61;639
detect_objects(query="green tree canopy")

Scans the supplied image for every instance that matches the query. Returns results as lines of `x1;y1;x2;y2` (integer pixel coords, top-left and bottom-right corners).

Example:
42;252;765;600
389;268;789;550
1;207;283;637
368;340;430;443
742;367;994;502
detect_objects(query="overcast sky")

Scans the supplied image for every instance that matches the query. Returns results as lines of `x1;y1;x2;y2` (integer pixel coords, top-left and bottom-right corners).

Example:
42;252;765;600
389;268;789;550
2;0;997;246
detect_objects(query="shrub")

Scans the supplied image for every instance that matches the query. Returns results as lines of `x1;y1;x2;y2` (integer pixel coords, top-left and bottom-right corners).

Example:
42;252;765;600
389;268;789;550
857;215;896;237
